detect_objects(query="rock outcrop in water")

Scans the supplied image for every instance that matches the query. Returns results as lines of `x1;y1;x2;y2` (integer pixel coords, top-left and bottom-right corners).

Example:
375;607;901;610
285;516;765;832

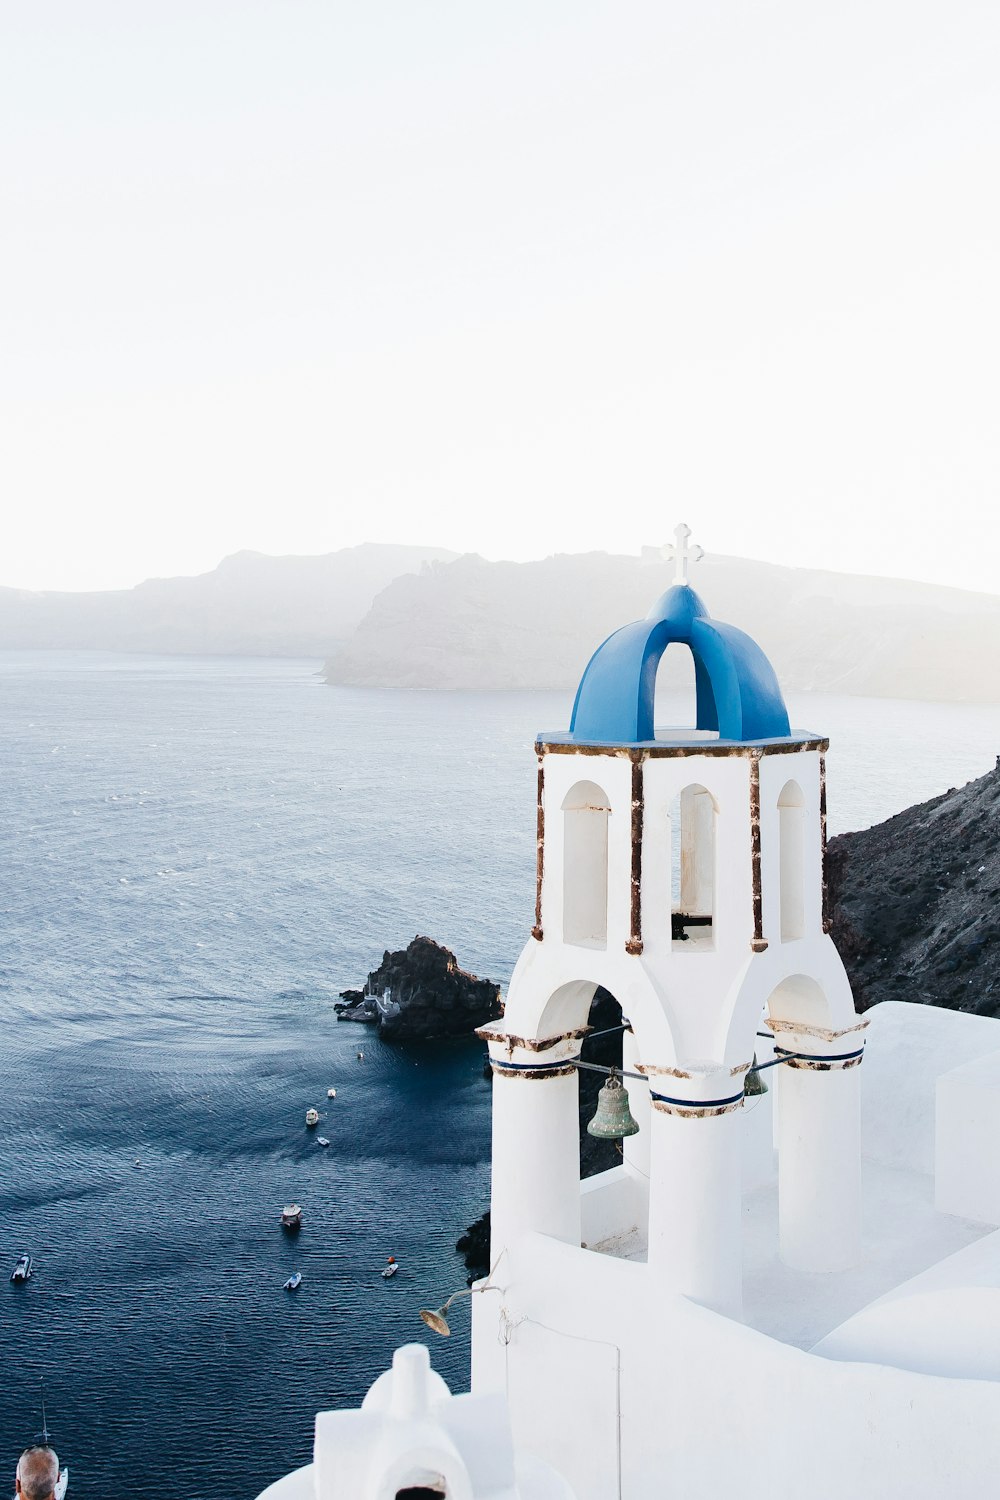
828;758;1000;1016
336;935;502;1042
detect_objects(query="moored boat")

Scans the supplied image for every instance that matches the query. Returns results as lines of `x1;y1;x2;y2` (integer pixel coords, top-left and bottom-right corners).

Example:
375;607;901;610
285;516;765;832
281;1204;303;1231
305;1108;320;1127
10;1254;32;1283
382;1256;399;1279
316;1136;330;1147
283;1272;302;1292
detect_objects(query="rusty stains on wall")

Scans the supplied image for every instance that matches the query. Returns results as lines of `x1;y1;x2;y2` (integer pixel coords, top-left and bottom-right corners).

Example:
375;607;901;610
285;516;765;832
490;1061;578;1080
537;738;829;761
532;756;544;941
650;1097;745;1118
749;750;764;945
477;1025;591;1053
781;1054;864;1072
627;752;644;955
819;749;831;934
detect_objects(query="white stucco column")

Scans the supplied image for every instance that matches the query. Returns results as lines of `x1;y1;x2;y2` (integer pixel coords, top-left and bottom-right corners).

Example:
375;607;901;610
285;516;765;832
487;1033;582;1253
774;1022;866;1273
645;1063;746;1320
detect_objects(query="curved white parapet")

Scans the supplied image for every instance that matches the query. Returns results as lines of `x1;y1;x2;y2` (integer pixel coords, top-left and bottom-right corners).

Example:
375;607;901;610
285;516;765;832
813;1229;1000;1380
474;1229;1000;1500
254;1343;576;1500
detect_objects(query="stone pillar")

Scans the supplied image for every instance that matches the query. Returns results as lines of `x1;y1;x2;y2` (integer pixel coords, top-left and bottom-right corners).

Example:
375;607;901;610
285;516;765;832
774;1022;866;1273
487;1033;582;1254
645;1063;746;1320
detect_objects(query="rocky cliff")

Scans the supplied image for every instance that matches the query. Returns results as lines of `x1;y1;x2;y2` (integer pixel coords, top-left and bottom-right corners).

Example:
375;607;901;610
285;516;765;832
829;759;1000;1015
336;935;502;1042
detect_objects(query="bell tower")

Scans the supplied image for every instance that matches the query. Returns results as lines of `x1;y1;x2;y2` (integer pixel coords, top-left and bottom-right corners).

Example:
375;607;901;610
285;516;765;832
477;528;864;1358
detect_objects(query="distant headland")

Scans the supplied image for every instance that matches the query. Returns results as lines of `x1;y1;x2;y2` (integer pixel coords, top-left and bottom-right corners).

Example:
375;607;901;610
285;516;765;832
4;542;1000;704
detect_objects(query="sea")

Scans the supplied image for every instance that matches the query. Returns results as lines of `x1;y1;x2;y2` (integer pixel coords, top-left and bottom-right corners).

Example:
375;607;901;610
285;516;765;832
1;652;999;1500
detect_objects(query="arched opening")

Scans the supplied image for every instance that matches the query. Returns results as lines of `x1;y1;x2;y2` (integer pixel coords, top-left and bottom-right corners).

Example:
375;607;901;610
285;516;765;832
579;987;625;1180
670;783;716;948
561;780;610;947
765;973;832;1033
653;642;699;736
778;780;805;941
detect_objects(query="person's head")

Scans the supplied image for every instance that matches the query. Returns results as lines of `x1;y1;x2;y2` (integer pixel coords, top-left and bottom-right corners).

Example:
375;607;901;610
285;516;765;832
15;1446;59;1500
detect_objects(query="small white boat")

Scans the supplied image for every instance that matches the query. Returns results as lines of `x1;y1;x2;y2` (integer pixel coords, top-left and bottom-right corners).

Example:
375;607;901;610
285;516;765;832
316;1136;330;1147
10;1254;32;1283
283;1272;302;1292
281;1204;303;1230
305;1108;320;1127
356;1050;364;1061
382;1258;399;1279
327;1087;337;1099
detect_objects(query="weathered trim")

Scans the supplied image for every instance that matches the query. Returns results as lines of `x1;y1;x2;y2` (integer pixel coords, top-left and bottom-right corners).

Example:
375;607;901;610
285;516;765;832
749;750;764;944
532;757;545;942
628;752;644;955
651;1091;745;1118
537;738;829;760
476;1025;591;1052
767;1016;869;1043
636;1060;750;1079
780;1053;864;1072
750;937;769;953
491;1060;578;1080
819;749;831;934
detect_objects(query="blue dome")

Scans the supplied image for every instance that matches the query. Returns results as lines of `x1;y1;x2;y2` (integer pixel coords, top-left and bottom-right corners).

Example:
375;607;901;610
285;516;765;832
567;584;790;745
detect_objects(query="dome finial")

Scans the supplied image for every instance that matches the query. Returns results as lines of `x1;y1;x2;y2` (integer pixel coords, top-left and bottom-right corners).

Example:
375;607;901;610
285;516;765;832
662;522;704;586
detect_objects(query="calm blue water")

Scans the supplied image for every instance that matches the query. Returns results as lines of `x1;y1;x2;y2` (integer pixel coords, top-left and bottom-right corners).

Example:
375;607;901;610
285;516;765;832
1;653;998;1499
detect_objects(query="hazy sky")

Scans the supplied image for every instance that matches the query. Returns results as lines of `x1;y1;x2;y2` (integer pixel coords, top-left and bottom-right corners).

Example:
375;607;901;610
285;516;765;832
3;1;998;594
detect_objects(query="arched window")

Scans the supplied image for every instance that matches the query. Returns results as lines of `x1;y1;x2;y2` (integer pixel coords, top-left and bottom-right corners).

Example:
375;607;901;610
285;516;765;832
561;780;610;947
778;780;805;941
670;783;716;948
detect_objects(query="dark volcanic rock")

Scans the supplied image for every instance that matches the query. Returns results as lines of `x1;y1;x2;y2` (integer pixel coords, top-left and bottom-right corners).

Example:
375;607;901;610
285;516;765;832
456;1210;491;1284
336;936;502;1042
828;758;1000;1017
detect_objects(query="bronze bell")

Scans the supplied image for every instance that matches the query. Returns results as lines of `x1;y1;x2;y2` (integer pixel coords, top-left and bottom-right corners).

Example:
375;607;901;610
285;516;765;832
587;1070;640;1139
744;1054;768;1097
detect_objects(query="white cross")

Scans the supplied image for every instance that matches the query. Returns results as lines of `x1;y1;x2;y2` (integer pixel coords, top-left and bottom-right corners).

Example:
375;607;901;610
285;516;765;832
662;523;704;585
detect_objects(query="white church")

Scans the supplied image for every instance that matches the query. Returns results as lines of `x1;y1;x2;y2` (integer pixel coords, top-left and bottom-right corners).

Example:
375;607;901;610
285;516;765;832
259;529;1000;1500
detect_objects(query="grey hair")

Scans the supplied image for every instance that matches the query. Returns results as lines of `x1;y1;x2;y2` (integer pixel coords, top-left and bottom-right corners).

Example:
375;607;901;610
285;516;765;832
18;1446;59;1500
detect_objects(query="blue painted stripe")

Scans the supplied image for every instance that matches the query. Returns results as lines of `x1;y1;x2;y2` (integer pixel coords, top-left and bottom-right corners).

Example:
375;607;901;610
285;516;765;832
491;1057;578;1074
773;1046;865;1064
650;1089;746;1110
